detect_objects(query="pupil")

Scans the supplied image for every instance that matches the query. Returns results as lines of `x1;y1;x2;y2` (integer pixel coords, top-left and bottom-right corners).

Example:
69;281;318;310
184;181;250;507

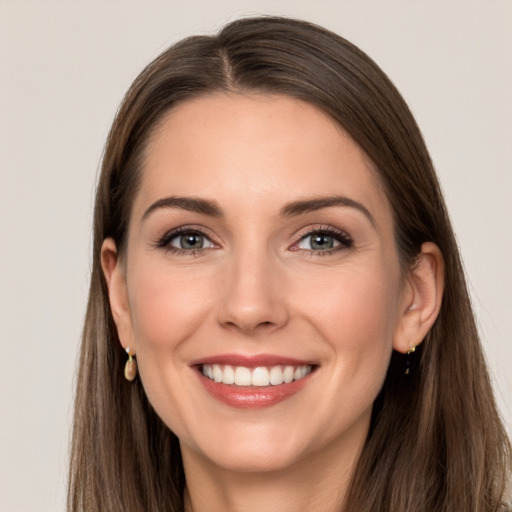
181;234;203;249
311;234;333;250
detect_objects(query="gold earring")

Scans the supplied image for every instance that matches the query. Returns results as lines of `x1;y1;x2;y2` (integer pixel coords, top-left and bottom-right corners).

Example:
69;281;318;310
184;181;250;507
124;347;137;381
404;345;416;375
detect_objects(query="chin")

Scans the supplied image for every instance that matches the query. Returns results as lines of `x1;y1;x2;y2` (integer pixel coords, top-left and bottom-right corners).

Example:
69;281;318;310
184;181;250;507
205;443;304;474
180;421;314;474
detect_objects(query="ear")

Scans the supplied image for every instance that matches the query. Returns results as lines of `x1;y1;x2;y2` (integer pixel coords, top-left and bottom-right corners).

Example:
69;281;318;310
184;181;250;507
101;238;136;353
393;242;444;353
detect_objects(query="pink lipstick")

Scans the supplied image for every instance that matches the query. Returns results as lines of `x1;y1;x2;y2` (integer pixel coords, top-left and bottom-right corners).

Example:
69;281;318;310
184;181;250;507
191;354;316;409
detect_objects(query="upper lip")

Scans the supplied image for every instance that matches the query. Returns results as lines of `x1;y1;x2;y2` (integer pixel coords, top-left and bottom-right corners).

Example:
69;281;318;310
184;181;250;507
189;353;317;368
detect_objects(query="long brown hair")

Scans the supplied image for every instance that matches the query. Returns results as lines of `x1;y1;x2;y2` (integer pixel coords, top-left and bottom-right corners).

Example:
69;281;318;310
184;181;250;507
68;16;511;511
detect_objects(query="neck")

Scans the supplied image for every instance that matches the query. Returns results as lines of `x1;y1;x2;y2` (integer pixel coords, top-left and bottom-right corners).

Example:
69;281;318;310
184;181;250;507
182;426;366;512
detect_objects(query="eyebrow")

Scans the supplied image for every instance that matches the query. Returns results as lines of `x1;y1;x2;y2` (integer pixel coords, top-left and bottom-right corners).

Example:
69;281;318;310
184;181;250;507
280;196;376;228
142;196;223;220
142;194;375;228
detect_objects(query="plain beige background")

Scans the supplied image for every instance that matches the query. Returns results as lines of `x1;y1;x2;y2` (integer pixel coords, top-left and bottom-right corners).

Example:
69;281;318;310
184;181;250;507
1;1;511;510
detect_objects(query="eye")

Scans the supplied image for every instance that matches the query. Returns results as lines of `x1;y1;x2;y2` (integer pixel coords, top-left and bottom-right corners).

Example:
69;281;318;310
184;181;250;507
155;227;216;254
293;227;353;253
298;233;340;251
169;232;214;250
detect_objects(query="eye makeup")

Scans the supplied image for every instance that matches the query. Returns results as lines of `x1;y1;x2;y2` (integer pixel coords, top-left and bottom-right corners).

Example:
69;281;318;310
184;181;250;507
152;222;354;259
290;225;354;255
152;225;218;256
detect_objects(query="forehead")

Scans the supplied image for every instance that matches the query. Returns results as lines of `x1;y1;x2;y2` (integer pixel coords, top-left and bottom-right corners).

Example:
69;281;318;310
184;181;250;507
134;93;392;228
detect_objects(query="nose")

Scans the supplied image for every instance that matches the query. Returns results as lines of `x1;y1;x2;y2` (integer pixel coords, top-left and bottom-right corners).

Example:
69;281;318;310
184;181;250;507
217;250;289;335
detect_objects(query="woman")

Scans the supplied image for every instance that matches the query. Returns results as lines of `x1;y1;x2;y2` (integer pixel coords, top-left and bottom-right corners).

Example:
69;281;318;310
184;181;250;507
68;16;511;512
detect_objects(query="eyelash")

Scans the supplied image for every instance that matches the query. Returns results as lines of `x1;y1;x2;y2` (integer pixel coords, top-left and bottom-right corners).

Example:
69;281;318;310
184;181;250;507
154;225;354;257
292;225;354;256
154;226;216;256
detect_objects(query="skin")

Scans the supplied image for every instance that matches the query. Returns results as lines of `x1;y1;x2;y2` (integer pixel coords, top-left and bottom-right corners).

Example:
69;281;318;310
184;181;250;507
102;94;443;512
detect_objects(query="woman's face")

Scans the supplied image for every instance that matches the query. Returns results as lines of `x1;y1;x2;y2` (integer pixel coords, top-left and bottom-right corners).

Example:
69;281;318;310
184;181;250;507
111;94;412;473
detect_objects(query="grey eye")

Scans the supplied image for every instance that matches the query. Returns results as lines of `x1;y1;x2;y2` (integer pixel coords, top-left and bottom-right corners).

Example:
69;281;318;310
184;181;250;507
170;232;213;250
298;233;341;251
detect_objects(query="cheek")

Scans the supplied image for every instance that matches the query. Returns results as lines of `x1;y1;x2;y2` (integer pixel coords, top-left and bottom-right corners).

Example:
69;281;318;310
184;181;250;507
124;261;221;436
127;261;217;352
301;261;401;383
305;261;399;335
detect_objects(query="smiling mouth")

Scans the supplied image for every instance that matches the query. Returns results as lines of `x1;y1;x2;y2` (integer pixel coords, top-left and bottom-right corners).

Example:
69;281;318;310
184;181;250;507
195;358;317;408
201;364;313;387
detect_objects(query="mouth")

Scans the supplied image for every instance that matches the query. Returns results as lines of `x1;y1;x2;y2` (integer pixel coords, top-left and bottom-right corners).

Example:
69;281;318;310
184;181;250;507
201;363;313;386
192;355;317;409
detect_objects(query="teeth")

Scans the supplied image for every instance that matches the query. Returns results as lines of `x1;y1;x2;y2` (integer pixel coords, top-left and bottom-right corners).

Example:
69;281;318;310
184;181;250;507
283;366;294;383
234;367;252;386
223;365;235;385
269;366;284;385
201;364;312;386
251;367;269;387
212;365;223;383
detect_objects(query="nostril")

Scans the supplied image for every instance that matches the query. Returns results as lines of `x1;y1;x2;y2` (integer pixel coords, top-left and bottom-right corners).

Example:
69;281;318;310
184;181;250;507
224;319;273;329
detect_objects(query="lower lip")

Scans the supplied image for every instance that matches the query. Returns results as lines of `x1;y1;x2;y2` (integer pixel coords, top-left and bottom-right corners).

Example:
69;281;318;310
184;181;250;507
197;370;312;409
